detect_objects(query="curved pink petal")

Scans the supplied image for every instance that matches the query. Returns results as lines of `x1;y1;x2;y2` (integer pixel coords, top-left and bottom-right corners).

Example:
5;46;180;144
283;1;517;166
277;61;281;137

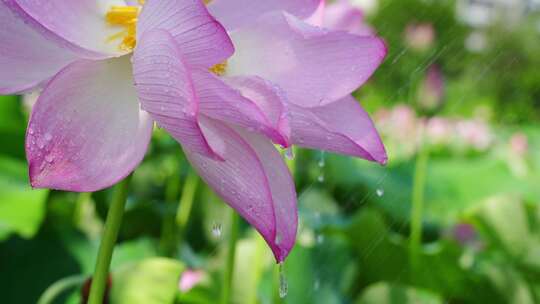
137;0;233;68
5;0;126;58
323;0;375;35
289;95;387;164
26;57;154;192
133;29;217;158
208;0;319;31
194;72;290;147
185;116;297;262
0;2;77;94
228;12;387;107
304;0;326;27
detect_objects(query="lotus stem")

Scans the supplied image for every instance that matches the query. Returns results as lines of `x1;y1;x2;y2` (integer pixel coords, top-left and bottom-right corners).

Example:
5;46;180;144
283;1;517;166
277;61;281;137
87;175;131;304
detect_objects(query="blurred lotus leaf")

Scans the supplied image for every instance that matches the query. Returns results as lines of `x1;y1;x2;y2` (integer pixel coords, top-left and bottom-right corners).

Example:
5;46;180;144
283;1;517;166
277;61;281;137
355;282;443;304
0;156;48;241
111;258;184;304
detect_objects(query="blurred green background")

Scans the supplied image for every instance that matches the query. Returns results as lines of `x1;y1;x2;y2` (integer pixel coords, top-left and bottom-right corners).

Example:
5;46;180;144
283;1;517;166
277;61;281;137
1;0;540;303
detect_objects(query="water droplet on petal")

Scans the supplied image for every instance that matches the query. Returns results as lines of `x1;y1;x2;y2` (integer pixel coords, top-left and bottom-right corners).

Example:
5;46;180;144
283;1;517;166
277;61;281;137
284;147;295;160
44;133;52;141
275;233;283;245
45;154;55;163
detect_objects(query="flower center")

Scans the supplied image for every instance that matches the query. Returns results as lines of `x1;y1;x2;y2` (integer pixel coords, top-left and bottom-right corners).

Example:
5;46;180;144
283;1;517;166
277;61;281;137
105;1;145;52
209;61;228;76
105;0;226;74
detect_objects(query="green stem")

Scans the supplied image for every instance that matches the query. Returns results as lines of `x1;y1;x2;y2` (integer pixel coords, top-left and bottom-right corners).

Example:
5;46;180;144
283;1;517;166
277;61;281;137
409;128;430;276
221;209;240;304
37;275;87;304
247;236;266;304
176;171;199;249
87;176;131;304
159;170;181;257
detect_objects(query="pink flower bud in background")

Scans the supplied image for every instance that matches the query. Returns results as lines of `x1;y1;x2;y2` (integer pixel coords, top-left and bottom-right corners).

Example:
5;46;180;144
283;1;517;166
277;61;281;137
426;117;452;145
509;132;528;157
404;23;435;51
178;269;205;293
453;223;477;246
456;119;493;151
418;65;445;112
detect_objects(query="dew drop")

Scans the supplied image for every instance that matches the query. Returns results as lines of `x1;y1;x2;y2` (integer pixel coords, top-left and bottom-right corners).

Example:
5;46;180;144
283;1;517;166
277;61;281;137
376;188;384;197
278;262;288;299
284;147;295;160
211;222;222;238
45;154;55;163
44;133;52;141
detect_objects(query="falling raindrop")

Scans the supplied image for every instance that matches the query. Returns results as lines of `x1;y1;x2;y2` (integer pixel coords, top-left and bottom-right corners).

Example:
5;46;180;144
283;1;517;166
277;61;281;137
314;278;320;291
284;147;295;160
211;222;222;238
318;152;326;168
317;174;325;183
278;262;288;299
316;234;325;244
376;188;385;197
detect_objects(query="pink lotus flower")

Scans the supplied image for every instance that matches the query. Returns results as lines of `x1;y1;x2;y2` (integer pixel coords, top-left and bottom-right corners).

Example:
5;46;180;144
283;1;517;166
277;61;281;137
404;23;435;51
418;65;445;111
1;0;387;262
203;0;387;260
509;132;528;157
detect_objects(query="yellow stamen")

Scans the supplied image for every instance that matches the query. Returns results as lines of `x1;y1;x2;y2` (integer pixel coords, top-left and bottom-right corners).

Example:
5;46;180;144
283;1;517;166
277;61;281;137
209;61;228;76
105;5;141;51
203;0;213;4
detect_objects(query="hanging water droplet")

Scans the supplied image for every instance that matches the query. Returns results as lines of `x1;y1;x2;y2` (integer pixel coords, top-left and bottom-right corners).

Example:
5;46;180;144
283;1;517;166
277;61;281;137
376;188;384;197
317;174;325;183
211;222;222;238
316;234;325;244
284;147;295;160
278;262;288;299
